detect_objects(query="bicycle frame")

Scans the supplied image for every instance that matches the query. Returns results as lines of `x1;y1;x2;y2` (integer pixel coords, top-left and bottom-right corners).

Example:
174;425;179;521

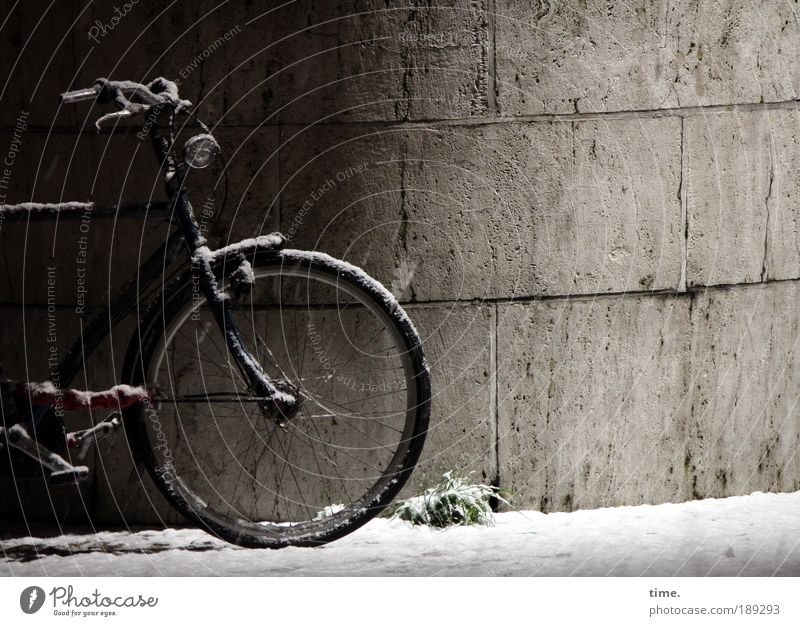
0;102;293;424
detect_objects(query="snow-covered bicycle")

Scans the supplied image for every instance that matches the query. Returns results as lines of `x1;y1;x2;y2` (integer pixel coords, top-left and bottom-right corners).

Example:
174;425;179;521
0;77;431;548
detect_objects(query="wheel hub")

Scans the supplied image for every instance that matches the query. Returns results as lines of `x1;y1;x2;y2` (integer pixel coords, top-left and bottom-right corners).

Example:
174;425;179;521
268;379;303;425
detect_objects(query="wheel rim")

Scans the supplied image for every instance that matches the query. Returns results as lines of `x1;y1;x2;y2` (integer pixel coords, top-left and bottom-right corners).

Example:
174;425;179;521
142;257;422;544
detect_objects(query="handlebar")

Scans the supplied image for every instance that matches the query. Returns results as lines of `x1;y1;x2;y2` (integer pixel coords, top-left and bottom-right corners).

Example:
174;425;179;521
59;77;193;129
60;85;100;104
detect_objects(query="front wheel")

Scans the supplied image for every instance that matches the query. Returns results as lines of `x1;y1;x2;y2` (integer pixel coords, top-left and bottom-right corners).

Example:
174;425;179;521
125;249;431;548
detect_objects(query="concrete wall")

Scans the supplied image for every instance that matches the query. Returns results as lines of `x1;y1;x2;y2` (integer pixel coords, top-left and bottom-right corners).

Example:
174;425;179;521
3;0;800;524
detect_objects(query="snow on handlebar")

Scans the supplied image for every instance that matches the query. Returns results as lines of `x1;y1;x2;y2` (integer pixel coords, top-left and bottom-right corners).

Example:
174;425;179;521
60;86;100;104
59;77;192;129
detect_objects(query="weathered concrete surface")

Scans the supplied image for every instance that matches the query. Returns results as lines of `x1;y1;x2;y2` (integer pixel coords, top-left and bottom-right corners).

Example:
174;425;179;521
278;123;406;292
686;109;800;287
495;0;800;116
672;2;800;109
0;127;171;307
404;122;573;301
497;294;692;511
3;0;487;128
404;304;495;491
765;111;800;282
685;111;772;287
498;280;800;511
280;115;682;303
687;283;800;499
265;0;492;123
404;116;682;300
495;0;677;116
67;1;490;126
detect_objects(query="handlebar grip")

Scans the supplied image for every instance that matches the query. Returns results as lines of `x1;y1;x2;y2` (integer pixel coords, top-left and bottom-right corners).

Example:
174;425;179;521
59;85;100;104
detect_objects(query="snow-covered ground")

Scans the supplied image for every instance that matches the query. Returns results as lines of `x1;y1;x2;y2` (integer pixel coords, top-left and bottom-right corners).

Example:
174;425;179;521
3;491;800;576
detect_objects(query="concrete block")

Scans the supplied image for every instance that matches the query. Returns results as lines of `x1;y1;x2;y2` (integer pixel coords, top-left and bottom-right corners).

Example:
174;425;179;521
497;294;692;511
496;1;800;116
687;283;800;498
685;111;771;286
569;117;682;292
70;1;489;126
672;1;800;108
495;0;677;116
687;109;800;286
403;122;570;302
278;123;407;293
268;0;491;123
762;111;800;282
404;116;682;300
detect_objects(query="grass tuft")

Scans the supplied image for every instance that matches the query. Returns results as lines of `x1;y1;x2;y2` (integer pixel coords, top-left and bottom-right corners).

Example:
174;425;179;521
391;470;509;528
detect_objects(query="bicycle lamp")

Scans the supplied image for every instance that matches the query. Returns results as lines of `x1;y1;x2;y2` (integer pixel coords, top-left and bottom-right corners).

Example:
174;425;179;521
183;133;219;169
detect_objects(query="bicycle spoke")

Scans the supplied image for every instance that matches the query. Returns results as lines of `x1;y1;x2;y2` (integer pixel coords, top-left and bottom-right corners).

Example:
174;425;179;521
307;416;353;504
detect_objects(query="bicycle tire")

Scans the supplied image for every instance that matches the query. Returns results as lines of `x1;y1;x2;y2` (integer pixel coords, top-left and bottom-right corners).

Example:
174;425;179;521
123;247;431;548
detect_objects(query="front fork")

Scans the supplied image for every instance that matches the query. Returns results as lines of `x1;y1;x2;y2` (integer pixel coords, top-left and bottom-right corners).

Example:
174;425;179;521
191;233;298;423
149;113;296;423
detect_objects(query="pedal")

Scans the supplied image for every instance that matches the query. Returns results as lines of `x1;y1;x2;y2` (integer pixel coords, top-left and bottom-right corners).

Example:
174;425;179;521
49;466;90;485
67;411;121;460
6;423;89;485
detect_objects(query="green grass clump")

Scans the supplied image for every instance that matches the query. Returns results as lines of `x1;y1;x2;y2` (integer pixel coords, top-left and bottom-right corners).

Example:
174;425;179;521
391;471;508;528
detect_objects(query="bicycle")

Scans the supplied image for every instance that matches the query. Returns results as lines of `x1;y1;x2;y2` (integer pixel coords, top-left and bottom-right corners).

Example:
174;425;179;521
0;77;431;548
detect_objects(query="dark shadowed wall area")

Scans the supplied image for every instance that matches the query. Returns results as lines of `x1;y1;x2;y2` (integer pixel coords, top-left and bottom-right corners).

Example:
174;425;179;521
3;1;800;525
